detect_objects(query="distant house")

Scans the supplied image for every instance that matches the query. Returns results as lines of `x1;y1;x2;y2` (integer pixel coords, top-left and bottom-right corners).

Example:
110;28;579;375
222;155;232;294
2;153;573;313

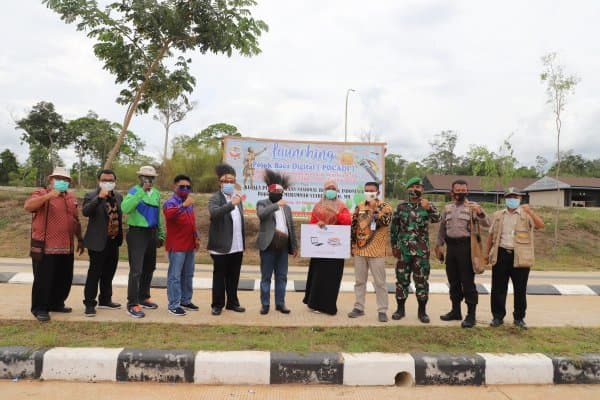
523;176;600;208
423;175;538;203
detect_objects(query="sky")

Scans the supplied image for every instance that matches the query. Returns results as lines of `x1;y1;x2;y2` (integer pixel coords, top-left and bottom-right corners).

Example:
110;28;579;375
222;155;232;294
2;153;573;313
1;0;599;170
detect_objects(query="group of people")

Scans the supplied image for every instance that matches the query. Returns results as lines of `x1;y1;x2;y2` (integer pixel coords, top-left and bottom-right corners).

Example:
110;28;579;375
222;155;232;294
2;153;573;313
25;165;544;329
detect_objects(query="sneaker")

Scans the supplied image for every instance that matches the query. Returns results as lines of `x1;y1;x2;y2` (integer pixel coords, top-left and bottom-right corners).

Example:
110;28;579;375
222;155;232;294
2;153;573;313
168;307;187;316
98;302;122;309
84;306;96;317
127;305;145;318
34;311;50;322
378;312;388;323
181;302;199;311
347;308;365;318
140;298;158;309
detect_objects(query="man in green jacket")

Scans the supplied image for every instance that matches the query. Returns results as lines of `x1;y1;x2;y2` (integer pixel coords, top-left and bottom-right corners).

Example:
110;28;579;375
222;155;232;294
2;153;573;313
121;165;165;318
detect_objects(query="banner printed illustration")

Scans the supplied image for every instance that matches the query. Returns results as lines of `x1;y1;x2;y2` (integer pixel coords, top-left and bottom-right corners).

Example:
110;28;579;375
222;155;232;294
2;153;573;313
223;136;386;216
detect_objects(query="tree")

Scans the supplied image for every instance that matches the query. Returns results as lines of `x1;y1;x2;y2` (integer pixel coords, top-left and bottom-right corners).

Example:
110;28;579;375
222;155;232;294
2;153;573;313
540;52;580;245
68;111;145;186
153;94;196;162
190;122;242;149
422;130;461;174
535;155;548;177
44;0;268;169
15;101;72;184
0;149;19;185
384;154;406;198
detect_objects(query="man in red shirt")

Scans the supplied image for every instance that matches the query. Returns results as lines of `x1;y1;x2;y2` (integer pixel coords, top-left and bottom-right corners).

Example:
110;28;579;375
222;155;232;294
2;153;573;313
24;167;84;322
163;174;199;316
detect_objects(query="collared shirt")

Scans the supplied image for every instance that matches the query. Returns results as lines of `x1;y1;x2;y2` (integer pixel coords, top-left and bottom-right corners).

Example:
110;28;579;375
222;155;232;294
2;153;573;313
29;188;81;255
436;201;490;246
490;208;521;250
351;199;393;257
209;194;244;255
274;208;288;235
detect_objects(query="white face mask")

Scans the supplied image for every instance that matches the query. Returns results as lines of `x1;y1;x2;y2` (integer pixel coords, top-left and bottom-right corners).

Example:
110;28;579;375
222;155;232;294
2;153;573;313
100;182;116;191
364;192;377;201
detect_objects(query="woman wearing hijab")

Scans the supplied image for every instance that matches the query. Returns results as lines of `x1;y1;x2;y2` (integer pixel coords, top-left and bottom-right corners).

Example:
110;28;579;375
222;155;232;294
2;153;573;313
302;180;352;315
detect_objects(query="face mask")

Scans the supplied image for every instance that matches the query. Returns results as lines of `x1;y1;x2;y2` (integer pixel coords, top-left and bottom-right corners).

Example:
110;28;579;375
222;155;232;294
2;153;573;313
454;193;467;202
222;183;235;195
269;192;283;203
364;192;377;201
506;198;521;209
99;182;115;192
408;189;422;199
176;187;190;199
53;180;69;192
325;189;337;200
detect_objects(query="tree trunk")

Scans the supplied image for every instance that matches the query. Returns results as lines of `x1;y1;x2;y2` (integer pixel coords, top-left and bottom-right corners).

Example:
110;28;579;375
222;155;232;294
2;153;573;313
553;108;562;247
163;123;170;162
78;150;83;188
103;41;171;169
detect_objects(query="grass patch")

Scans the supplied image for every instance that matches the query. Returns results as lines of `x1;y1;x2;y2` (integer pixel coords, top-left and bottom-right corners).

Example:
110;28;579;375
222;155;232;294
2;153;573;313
0;320;598;355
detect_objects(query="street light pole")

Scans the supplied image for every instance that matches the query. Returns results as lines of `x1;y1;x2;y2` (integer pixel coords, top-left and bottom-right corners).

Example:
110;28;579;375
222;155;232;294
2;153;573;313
344;88;356;142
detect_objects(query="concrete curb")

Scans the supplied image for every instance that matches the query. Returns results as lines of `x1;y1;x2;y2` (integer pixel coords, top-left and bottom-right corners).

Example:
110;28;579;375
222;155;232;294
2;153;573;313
2;272;600;296
1;347;599;385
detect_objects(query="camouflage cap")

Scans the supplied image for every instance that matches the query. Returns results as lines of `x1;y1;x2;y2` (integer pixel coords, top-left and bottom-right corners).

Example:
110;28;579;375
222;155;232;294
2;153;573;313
405;176;422;187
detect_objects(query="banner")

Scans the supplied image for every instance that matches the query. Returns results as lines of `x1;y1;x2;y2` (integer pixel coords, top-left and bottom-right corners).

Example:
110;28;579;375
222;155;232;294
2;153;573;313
300;224;351;259
222;136;386;216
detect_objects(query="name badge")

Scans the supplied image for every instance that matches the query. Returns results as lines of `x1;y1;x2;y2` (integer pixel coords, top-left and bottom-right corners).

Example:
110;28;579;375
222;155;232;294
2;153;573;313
370;221;377;230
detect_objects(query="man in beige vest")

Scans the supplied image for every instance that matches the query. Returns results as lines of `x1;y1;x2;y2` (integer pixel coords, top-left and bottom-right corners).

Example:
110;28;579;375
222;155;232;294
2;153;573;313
486;187;544;329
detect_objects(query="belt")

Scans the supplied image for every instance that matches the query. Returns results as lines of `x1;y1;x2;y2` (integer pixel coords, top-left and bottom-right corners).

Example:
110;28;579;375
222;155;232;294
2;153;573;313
128;226;156;231
500;247;514;254
445;236;470;245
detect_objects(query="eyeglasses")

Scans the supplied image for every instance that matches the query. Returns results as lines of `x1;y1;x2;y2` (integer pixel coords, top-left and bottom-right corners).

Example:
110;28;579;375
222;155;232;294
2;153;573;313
178;185;191;190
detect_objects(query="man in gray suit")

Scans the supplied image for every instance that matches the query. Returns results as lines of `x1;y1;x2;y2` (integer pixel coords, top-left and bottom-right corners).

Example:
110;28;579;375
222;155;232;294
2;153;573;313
82;169;123;316
256;170;298;315
207;164;246;316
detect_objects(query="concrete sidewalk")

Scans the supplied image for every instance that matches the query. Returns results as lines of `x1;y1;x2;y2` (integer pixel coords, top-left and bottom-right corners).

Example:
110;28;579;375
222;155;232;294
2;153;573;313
2;283;600;327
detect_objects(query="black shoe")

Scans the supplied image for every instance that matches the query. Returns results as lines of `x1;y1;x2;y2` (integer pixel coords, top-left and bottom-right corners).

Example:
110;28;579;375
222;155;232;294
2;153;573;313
181;302;199;311
211;307;222;316
34;311;50;322
98;302;121;309
490;318;504;327
168;307;187;316
461;316;476;328
514;319;528;330
440;310;462;321
275;304;291;314
50;306;72;313
225;305;246;313
392;298;406;320
378;312;388;323
417;300;430;324
347;308;365;318
260;305;270;315
84;306;96;317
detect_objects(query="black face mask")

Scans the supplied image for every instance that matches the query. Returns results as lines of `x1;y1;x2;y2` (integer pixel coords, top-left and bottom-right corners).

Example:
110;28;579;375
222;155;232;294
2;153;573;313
269;193;283;203
408;189;422;199
454;193;467;202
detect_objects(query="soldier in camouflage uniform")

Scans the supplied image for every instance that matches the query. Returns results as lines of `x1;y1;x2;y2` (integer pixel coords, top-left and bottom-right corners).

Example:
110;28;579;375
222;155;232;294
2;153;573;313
390;177;440;323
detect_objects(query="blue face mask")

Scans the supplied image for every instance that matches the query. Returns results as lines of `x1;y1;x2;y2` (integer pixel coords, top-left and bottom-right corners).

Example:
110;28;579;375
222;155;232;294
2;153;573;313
505;198;521;209
222;183;235;195
53;179;69;192
325;189;337;200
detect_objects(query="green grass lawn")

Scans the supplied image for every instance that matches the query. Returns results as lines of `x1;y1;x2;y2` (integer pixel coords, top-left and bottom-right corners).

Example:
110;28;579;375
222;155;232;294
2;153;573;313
1;320;598;356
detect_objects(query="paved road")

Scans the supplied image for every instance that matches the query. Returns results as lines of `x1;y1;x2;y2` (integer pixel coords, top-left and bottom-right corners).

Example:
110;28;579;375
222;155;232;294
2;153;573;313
2;381;600;400
3;283;600;327
1;257;599;285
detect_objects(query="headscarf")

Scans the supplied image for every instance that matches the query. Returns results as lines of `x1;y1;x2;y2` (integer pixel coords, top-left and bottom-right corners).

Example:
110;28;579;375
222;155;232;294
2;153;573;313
312;180;347;224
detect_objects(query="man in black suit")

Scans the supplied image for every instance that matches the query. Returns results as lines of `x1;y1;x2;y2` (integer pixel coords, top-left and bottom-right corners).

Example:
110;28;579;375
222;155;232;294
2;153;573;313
82;169;123;316
207;164;246;315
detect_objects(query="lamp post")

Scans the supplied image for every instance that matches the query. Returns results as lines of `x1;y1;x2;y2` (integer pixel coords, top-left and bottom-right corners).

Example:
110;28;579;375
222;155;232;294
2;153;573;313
344;88;356;142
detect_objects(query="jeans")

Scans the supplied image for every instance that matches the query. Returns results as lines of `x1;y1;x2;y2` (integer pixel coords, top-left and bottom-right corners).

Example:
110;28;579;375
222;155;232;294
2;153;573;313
167;250;195;310
259;248;289;306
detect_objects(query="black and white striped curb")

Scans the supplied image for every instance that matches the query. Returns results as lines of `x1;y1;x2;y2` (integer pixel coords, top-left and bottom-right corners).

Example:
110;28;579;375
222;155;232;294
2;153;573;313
2;272;600;296
1;347;599;385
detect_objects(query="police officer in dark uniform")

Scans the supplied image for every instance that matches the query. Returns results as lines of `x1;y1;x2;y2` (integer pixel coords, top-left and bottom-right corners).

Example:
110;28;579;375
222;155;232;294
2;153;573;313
435;179;490;328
